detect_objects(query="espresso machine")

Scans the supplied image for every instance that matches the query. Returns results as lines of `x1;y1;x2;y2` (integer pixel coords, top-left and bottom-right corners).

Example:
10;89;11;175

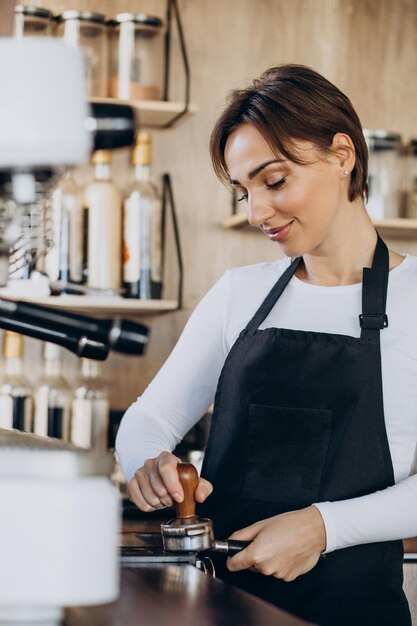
0;19;148;624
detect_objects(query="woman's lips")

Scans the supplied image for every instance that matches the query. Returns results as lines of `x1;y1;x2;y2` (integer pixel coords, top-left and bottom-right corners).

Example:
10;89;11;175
263;221;294;242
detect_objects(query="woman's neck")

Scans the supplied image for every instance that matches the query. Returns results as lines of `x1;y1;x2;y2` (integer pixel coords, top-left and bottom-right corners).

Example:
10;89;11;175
295;203;404;286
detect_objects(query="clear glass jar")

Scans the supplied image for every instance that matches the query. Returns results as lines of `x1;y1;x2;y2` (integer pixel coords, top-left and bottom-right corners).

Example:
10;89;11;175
14;5;53;38
108;13;164;101
364;129;402;220
55;11;108;98
405;140;417;219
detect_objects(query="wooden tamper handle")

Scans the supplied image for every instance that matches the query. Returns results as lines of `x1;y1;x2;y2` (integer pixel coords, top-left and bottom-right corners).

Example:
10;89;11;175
176;462;199;519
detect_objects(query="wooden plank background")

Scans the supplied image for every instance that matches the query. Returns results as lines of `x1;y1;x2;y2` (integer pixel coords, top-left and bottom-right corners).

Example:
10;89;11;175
16;0;417;409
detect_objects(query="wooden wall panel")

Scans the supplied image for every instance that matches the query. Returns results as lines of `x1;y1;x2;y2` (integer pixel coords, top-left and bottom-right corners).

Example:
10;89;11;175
18;0;417;411
0;1;16;36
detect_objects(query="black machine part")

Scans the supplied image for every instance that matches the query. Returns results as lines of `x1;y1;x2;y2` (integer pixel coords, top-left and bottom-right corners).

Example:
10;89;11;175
0;298;149;360
88;101;137;152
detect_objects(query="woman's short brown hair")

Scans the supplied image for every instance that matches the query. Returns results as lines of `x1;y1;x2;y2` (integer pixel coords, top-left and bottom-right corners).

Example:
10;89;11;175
210;64;368;202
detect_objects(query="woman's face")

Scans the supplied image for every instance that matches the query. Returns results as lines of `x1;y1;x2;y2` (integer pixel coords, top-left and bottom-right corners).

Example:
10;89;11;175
224;123;350;258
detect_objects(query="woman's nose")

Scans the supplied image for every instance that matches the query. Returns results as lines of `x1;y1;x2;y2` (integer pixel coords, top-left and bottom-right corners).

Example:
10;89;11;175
246;193;275;228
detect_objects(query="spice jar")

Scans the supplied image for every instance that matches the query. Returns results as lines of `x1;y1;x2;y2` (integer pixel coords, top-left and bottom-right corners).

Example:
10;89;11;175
364;129;402;220
14;5;53;38
108;13;164;101
55;11;108;98
405;140;417;219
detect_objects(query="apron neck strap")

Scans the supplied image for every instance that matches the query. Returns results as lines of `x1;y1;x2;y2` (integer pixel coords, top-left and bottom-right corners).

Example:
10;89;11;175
244;233;389;339
245;256;302;332
360;234;389;342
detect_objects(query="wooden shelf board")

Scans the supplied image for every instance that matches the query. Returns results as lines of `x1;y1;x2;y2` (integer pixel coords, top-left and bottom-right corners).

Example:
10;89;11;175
90;97;198;128
0;295;179;315
373;218;417;237
222;213;250;230
222;214;417;237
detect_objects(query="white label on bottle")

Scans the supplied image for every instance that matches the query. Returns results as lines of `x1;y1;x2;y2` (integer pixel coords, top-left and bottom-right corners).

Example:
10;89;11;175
71;398;93;448
123;192;142;283
86;182;122;290
0;395;13;429
44;189;62;281
69;201;83;282
34;389;49;436
91;398;110;450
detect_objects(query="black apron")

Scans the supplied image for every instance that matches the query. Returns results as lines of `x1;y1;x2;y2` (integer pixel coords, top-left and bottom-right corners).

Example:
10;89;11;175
199;236;411;626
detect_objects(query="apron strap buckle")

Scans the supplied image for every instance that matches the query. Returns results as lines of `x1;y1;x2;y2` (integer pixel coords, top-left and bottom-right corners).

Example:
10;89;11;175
359;313;389;330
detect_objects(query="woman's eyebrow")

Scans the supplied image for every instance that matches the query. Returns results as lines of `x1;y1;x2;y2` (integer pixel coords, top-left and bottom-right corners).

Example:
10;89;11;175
229;159;286;185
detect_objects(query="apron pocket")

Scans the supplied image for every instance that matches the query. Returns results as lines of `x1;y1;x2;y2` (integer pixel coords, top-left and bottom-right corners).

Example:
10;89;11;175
242;404;332;506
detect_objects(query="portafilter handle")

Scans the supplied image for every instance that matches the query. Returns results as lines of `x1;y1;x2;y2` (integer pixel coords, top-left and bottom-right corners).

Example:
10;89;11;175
212;540;251;556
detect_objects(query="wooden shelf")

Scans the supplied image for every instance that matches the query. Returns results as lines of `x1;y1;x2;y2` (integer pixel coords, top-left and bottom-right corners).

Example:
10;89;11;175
222;213;251;230
90;97;197;128
0;295;179;315
372;218;417;238
222;214;417;238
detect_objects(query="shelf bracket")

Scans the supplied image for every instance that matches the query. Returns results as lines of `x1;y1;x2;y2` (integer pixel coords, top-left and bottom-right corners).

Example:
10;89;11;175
162;0;190;128
162;173;184;309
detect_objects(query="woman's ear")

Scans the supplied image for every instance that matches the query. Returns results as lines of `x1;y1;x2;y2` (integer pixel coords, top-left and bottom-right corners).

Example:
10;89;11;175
331;132;356;175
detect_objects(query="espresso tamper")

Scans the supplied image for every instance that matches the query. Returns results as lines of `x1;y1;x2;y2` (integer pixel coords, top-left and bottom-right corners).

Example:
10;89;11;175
161;463;250;556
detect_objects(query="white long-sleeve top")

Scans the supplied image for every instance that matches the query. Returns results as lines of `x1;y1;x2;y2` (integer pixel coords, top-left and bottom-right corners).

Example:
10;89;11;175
116;254;417;554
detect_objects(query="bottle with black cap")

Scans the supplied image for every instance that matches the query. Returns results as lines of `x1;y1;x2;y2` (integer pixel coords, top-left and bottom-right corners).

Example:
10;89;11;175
54;10;108;98
0;331;33;431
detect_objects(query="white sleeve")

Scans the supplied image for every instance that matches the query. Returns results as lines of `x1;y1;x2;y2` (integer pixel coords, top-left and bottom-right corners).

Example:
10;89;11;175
115;271;232;481
314;473;417;553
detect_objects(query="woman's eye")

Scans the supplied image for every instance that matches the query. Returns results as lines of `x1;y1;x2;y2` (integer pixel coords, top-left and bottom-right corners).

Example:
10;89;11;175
237;193;248;202
267;177;286;190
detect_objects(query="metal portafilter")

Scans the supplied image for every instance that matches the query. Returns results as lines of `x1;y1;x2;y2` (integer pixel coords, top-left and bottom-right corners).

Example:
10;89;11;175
161;463;250;556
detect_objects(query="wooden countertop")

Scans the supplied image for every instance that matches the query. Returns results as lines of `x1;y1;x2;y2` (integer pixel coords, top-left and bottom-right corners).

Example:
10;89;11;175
65;517;310;625
65;565;309;626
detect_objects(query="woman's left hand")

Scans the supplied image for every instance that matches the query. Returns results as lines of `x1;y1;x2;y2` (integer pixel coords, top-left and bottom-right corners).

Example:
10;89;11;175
227;505;326;582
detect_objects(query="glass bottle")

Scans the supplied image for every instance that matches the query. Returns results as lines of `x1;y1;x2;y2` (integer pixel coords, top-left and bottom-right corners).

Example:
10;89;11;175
0;331;33;431
123;132;163;299
84;150;122;292
45;170;84;292
33;343;72;441
71;358;110;450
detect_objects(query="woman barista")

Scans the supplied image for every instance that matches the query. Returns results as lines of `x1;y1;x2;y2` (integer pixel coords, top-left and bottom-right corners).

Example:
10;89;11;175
116;65;417;626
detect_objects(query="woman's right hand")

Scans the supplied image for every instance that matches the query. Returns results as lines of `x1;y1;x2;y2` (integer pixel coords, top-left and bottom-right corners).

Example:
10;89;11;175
127;451;213;512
